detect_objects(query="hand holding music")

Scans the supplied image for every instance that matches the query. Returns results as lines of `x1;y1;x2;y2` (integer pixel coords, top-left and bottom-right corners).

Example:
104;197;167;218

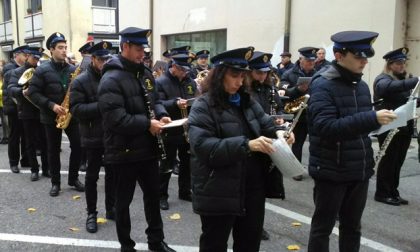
376;109;397;125
248;136;275;154
160;116;172;124
149;119;164;136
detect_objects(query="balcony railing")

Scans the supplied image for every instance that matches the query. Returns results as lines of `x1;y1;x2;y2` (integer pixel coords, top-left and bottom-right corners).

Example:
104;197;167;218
0;20;13;42
92;6;116;33
24;12;43;38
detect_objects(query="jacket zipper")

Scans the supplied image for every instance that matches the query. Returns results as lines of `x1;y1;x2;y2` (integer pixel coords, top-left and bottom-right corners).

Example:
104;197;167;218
352;89;366;179
336;142;341;165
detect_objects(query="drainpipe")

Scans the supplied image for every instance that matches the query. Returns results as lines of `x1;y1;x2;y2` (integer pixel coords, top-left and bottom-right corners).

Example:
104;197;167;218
149;0;154;57
283;0;291;52
14;0;20;45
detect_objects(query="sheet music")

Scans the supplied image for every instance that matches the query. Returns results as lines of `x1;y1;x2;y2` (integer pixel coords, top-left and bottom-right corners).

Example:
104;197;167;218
161;118;188;129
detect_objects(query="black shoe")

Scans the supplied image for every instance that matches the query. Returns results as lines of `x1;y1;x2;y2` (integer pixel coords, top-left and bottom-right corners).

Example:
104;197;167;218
397;196;409;205
121;247;136;252
10;165;20;173
106;209;115;220
49;184;61;197
79;164;87;172
160;199;169;210
261;228;270;240
374;196;400;206
292;174;303;181
178;194;192;202
172;165;179;175
148;241;176;252
30;172;39;181
68;179;85;192
0;138;8;144
36;149;42;156
86;212;98;233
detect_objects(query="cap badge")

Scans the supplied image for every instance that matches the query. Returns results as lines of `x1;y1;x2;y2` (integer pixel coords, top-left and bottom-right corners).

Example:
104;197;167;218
103;43;108;49
146;31;151;37
245;50;252;60
402;48;407;54
187;58;192;63
263;55;268;63
56;32;62;37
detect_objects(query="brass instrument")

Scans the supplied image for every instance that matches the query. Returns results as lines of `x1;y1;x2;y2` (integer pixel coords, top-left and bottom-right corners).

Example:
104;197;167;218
56;66;82;129
179;99;190;143
285;94;310;138
17;68;39;108
284;95;307;114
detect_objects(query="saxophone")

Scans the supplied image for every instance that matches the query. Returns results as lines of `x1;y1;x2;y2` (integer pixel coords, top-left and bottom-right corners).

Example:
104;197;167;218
56;66;82;129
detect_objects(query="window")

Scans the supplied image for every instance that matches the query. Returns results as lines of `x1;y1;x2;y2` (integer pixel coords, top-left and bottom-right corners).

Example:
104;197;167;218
27;0;42;14
92;0;117;8
2;0;12;21
166;30;226;58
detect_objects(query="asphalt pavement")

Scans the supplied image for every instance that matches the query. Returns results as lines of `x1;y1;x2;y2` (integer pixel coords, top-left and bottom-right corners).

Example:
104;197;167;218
0;130;419;252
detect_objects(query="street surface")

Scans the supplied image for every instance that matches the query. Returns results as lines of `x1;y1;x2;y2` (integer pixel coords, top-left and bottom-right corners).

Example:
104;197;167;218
0;133;419;252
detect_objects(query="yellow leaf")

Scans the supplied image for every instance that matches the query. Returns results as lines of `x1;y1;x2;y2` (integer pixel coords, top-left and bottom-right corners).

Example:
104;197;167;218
97;218;107;224
27;208;36;213
69;227;80;232
72;195;81;200
291;222;302;227
169;213;181;220
287;245;300;250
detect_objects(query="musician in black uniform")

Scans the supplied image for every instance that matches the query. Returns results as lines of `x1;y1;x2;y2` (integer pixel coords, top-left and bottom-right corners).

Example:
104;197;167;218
156;48;198;210
8;47;49;181
98;27;175;252
192;49;211;77
248;51;288;241
2;45;30;173
70;41;115;233
281;47;318;181
28;32;84;197
373;47;419;206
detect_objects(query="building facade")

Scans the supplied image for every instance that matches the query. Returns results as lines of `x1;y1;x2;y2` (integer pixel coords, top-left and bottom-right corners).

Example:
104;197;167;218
1;0;419;85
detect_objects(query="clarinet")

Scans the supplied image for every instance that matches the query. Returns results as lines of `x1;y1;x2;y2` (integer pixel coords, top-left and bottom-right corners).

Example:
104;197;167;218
373;128;399;171
138;73;167;160
270;85;277;116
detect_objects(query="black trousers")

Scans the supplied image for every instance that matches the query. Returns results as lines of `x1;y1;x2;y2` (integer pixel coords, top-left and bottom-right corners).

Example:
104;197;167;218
22;119;48;173
159;140;191;199
44;121;81;185
375;130;412;198
113;159;164;250
308;179;369;252
199;189;265;252
85;148;115;214
7;113;28;166
0;108;9;140
291;121;308;162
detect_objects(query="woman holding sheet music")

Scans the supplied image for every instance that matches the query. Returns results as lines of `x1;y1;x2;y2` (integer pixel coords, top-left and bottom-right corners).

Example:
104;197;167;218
373;47;420;206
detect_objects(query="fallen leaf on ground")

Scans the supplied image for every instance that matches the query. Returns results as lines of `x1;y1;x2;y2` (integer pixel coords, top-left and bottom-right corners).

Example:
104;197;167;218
69;227;80;232
97;218;107;224
291;222;302;227
169;213;181;220
72;195;81;200
287;244;300;250
27;208;36;213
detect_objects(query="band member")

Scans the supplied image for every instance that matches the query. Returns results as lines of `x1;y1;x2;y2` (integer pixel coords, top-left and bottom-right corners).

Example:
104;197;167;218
281;47;318;181
28;32;84;196
373;47;419;206
307;31;397;251
192;49;211;76
248;51;287;241
276;51;294;77
2;45;30;173
314;48;331;72
70;41;115;233
156;47;198;210
189;47;293;252
98;27;175;252
78;41;94;72
8;47;49;181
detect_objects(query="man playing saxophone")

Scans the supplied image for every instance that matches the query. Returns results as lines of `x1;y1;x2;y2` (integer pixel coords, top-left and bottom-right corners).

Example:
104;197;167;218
28;32;84;197
8;47;49;181
155;47;198;210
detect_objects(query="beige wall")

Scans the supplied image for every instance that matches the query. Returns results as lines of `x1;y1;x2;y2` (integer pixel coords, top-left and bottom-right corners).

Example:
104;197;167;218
406;0;420;77
119;0;150;30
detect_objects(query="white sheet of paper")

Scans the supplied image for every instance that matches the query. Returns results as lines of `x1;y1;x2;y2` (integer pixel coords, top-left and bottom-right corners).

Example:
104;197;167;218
161;118;188;129
370;100;415;136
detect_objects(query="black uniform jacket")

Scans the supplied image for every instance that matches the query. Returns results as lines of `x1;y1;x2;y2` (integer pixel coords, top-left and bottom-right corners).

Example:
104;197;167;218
27;59;76;124
2;60;19;115
307;64;381;182
188;93;282;215
98;55;168;165
156;70;197;140
70;64;104;149
373;72;418;136
249;80;284;115
8;63;40;120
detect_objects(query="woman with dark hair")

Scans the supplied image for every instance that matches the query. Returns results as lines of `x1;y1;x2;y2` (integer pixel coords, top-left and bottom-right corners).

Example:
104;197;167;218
188;47;294;252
